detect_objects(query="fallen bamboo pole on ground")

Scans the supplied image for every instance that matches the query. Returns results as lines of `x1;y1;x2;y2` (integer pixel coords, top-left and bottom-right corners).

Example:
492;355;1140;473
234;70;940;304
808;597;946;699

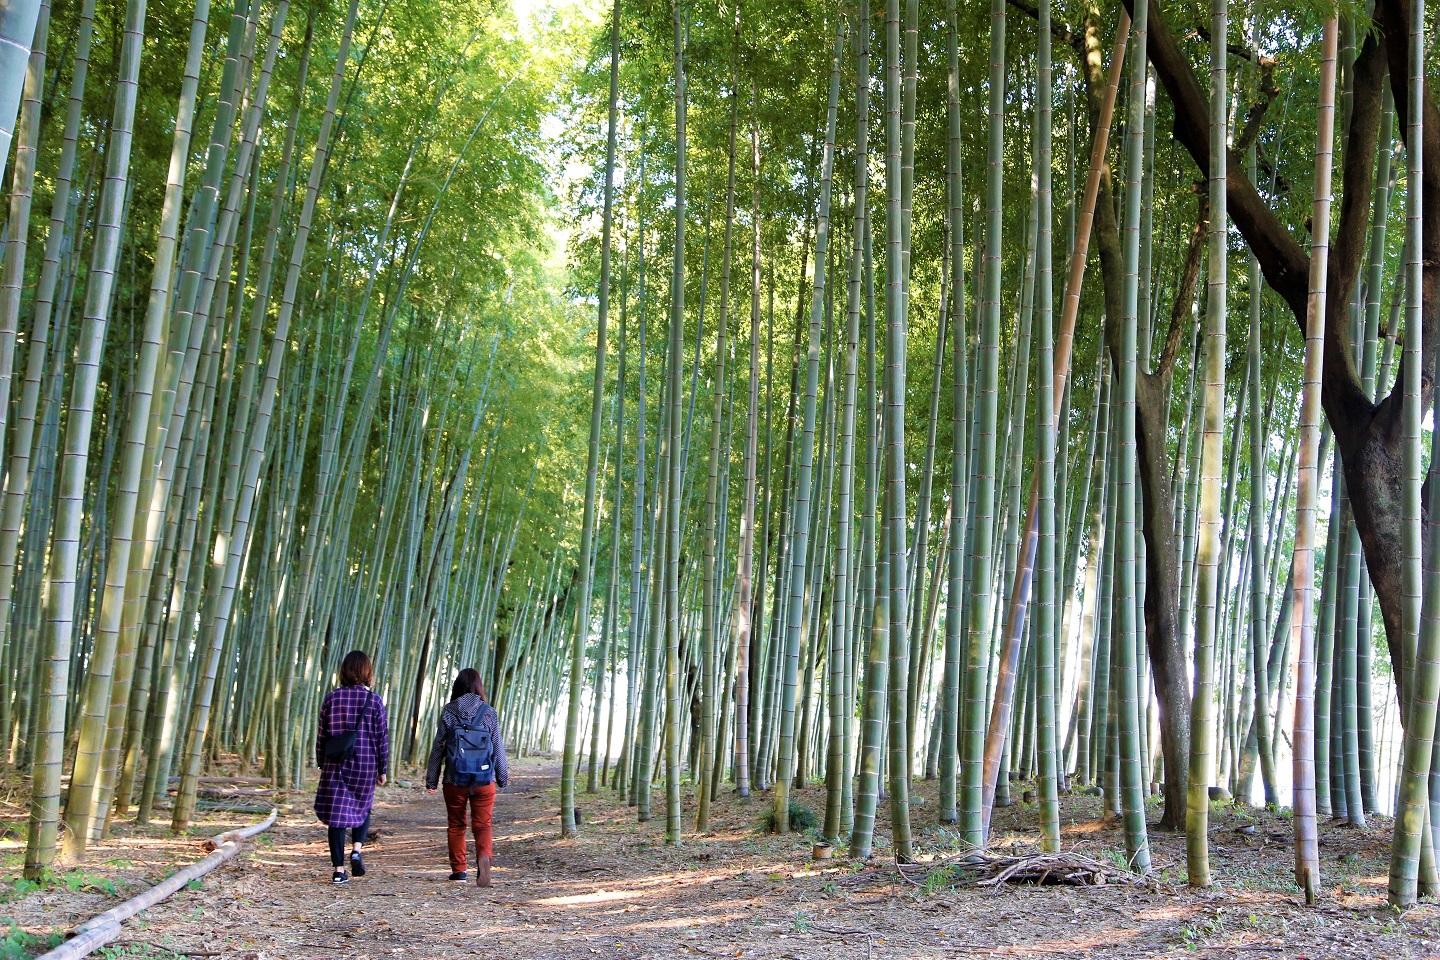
35;807;277;960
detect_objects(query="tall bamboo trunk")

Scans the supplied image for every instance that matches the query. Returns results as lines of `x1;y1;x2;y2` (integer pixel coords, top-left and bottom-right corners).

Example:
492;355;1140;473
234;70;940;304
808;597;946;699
663;0;688;845
1387;0;1431;908
882;0;913;862
1184;0;1227;887
1113;0;1151;873
562;0;621;837
698;7;740;830
1293;13;1338;905
774;17;841;837
27;0;145;874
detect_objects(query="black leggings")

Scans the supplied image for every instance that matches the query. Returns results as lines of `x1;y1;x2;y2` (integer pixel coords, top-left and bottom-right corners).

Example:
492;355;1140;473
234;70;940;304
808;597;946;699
328;813;370;867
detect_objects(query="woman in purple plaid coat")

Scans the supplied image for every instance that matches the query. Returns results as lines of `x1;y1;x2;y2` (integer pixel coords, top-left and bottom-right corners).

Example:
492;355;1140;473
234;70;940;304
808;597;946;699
315;650;389;885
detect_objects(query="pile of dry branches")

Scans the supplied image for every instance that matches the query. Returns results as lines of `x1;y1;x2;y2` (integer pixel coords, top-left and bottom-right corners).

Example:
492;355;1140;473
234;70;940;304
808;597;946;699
899;847;1142;888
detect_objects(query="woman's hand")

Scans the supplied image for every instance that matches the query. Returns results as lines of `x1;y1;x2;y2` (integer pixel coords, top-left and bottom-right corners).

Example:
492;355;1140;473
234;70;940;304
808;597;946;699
377;774;387;787
426;788;436;795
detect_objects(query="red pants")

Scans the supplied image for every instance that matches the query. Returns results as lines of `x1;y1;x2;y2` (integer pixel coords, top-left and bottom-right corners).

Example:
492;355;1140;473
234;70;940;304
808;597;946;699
442;782;495;872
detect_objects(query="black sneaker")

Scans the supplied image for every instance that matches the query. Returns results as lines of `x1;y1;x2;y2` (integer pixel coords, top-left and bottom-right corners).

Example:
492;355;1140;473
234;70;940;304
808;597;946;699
332;869;349;886
350;851;366;877
449;871;468;882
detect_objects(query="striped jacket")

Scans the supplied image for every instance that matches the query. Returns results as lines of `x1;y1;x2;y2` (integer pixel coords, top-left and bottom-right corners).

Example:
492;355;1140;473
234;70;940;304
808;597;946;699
425;693;509;789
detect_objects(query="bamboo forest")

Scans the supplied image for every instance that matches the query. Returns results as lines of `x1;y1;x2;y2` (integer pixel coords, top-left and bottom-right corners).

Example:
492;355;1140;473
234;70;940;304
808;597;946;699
1;0;1440;954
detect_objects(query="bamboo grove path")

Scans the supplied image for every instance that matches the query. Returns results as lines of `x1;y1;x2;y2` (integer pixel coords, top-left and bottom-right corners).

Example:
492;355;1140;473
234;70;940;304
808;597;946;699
34;760;1433;960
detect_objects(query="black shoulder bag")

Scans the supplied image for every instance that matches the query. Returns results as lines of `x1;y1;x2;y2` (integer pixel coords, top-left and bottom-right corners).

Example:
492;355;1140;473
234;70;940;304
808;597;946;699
322;692;372;764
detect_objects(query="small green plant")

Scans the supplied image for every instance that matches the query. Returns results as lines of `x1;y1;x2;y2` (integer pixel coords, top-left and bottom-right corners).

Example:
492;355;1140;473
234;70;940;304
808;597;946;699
0;876;42;902
98;944;187;959
792;912;811;933
59;869;118;896
1179;913;1224;946
758;801;819;834
0;922;62;960
923;865;955;894
1101;848;1130;871
1;867;116;902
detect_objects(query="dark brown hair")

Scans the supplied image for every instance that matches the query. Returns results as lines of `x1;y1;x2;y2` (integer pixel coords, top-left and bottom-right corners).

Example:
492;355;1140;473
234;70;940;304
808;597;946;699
339;650;374;687
451;667;485;702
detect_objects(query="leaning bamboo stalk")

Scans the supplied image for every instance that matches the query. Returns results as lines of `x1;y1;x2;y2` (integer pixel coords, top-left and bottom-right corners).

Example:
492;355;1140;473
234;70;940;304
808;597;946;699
978;9;1129;840
284;61;514;769
0;0;46;484
102;0;260;843
0;0;45;748
0;0;42;194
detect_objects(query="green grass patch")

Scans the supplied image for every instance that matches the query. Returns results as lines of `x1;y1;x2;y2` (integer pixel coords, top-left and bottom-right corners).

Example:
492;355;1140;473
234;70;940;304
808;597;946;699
758;801;819;835
0;867;119;902
0;921;62;960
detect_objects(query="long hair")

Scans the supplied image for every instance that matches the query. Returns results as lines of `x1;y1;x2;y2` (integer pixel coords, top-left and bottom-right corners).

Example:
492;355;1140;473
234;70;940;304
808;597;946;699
339;650;374;687
450;667;485;702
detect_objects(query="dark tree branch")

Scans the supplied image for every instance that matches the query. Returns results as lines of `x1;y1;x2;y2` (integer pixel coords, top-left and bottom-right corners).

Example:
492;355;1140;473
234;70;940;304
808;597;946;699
1234;62;1280;155
1129;0;1440;697
1007;0;1085;54
1157;196;1206;383
1325;25;1386;414
1191;23;1274;68
1121;0;1375;442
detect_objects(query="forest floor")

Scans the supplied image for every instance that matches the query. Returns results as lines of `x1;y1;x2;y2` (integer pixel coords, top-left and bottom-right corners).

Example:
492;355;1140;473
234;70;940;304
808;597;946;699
3;758;1440;959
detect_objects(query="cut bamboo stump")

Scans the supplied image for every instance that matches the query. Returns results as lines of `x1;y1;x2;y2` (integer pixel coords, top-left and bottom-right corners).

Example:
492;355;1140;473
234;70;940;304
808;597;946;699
35;807;277;960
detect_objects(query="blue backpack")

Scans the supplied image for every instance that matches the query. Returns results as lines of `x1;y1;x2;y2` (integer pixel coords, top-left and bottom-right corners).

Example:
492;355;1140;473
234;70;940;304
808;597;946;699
448;703;495;787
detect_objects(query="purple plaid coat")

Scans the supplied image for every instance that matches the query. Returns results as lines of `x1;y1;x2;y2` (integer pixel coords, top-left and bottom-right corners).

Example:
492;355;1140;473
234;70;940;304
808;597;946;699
314;685;389;828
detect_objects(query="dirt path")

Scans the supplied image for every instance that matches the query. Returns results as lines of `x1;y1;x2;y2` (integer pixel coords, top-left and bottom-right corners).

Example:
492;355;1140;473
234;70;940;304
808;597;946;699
88;759;1440;960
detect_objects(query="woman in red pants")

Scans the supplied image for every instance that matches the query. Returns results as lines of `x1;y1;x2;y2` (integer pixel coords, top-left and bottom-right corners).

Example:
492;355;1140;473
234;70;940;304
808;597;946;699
425;668;509;886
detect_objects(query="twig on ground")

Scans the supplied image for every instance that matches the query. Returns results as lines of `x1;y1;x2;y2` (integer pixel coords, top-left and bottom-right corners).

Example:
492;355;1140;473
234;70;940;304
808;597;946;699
808;926;867;937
